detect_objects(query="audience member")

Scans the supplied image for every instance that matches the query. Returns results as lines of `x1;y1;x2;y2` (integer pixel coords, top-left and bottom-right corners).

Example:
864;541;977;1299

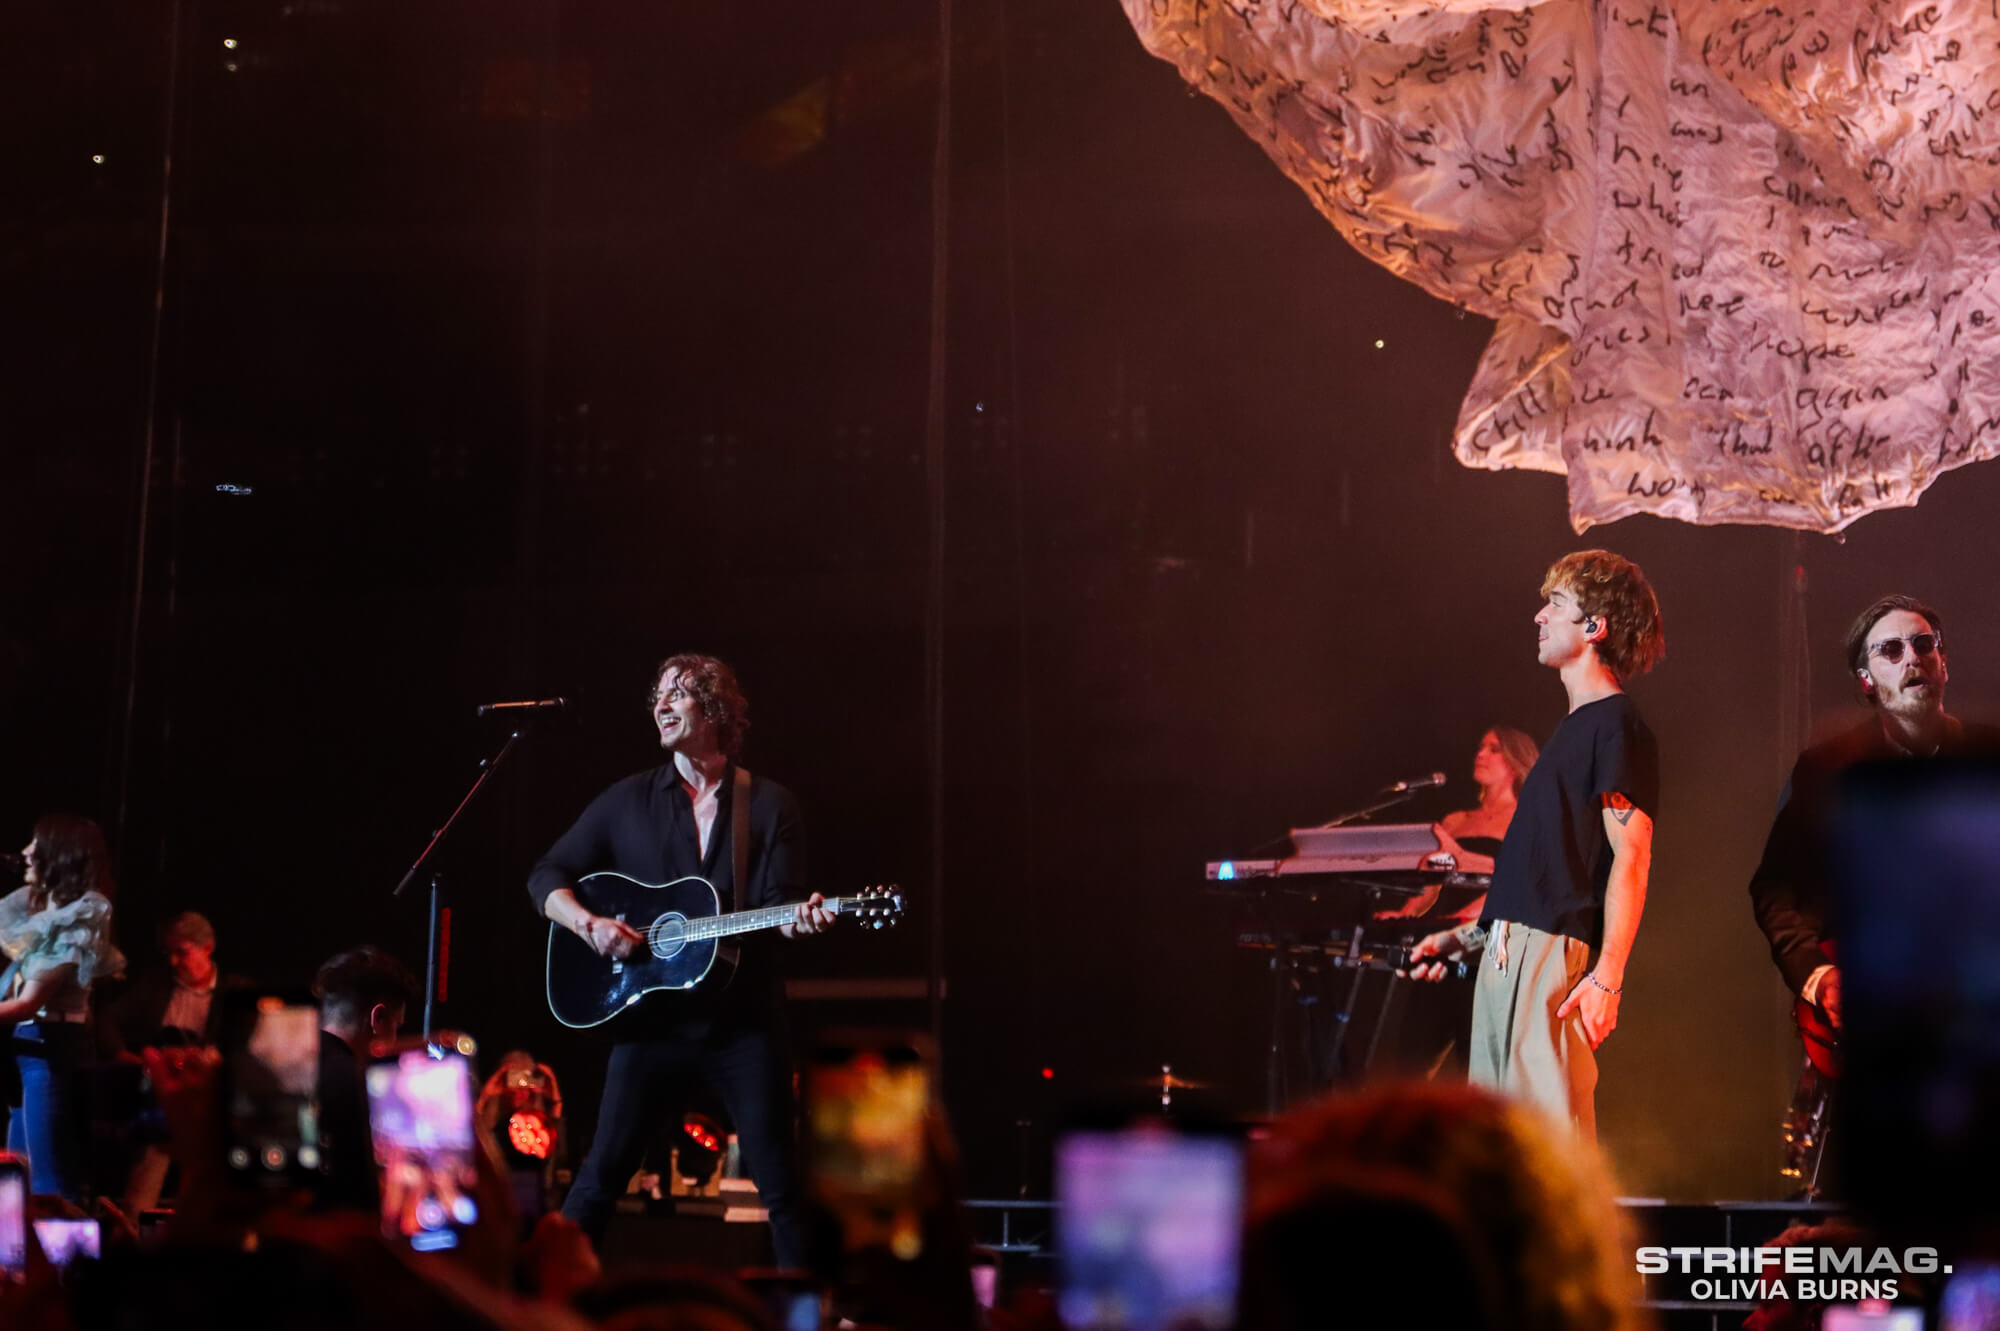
109;911;250;1210
313;945;418;1212
570;1266;776;1331
113;912;237;1050
1243;1082;1646;1331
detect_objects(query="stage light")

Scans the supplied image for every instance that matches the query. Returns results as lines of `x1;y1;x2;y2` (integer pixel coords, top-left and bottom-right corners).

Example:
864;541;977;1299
479;1051;565;1170
1374;339;1386;349
676;1112;725;1188
225;61;239;73
90;154;104;165
507;1112;553;1159
223;37;238;49
1041;1066;1054;1080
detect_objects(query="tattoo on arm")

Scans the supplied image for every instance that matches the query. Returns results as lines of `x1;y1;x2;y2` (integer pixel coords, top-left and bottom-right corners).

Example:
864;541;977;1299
1611;804;1636;825
1606;792;1637;825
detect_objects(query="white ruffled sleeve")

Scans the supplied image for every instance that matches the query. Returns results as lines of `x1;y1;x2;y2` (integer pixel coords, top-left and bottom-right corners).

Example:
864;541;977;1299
0;890;126;988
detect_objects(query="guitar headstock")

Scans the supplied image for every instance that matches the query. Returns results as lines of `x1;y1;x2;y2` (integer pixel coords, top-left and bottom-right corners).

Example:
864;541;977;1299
845;884;905;929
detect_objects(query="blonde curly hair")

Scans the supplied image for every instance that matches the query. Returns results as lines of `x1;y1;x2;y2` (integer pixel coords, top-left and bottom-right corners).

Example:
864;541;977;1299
1247;1083;1648;1331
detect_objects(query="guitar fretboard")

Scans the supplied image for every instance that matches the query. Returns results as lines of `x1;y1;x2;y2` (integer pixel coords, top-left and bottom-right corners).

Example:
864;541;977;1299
671;898;857;943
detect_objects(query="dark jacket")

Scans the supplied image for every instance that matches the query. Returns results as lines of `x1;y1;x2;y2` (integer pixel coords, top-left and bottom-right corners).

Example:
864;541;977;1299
103;968;251;1055
1749;715;2000;993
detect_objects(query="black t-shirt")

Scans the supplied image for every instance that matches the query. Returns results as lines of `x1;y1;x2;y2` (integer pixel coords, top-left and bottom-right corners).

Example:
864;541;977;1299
1484;693;1659;948
317;1030;377;1212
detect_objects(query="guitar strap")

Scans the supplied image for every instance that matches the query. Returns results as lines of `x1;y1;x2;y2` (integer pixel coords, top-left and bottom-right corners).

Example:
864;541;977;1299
723;765;751;969
731;764;752;906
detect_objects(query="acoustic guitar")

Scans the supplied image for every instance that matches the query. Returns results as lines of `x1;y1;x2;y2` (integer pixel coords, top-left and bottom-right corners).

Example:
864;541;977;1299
545;873;904;1029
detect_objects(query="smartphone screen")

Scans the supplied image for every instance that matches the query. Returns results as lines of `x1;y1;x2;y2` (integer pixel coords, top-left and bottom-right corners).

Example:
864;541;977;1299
1941;1262;2000;1331
804;1039;932;1261
0;1160;26;1282
1832;760;2000;1234
1056;1128;1244;1331
30;1219;100;1270
221;993;324;1182
805;1046;930;1203
367;1040;480;1252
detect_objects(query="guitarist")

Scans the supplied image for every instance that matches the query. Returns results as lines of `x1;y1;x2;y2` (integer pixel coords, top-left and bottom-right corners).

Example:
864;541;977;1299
1748;595;2000;1192
528;653;832;1264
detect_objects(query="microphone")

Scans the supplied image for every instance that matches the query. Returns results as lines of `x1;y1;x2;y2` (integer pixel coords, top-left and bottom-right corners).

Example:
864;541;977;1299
1387;772;1447;793
477;697;567;717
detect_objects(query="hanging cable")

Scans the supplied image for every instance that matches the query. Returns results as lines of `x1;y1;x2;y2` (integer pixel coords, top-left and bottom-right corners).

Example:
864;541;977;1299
923;0;955;1054
116;0;189;851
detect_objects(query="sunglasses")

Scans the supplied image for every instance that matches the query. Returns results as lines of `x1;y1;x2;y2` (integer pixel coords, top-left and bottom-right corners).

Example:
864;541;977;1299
1867;633;1942;664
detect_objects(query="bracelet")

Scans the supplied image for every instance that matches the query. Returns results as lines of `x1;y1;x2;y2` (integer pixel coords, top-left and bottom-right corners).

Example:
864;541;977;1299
1584;971;1621;995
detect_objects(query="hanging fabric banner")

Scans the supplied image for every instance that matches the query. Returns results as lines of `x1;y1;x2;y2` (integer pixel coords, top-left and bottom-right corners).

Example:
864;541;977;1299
1123;0;2000;532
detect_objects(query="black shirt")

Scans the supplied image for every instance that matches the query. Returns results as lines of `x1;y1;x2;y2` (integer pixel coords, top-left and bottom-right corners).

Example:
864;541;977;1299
317;1030;377;1213
1484;693;1660;948
527;763;806;1036
1748;716;2000;994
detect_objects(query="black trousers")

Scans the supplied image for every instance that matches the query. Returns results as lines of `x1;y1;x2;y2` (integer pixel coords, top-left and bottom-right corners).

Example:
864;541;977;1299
562;1022;803;1268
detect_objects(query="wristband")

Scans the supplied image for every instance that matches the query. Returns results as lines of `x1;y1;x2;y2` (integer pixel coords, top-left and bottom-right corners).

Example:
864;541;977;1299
1583;971;1621;995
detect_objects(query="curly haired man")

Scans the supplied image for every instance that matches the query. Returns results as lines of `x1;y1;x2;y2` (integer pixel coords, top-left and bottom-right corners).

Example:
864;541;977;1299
1411;550;1665;1139
529;653;833;1265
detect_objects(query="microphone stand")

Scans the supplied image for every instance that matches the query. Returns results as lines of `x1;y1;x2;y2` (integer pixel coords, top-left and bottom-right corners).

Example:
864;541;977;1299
393;723;538;1041
1316;789;1419;828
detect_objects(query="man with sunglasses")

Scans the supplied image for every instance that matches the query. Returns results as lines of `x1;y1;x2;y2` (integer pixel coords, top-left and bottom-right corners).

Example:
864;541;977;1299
1749;595;1998;1035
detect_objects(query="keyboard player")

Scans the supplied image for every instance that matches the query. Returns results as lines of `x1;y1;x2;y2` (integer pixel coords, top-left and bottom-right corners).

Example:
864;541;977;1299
1375;726;1539;925
1355;727;1540;1081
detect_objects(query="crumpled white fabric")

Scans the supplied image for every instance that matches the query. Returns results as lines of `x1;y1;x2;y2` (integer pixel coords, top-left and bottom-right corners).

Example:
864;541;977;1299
1123;0;2000;532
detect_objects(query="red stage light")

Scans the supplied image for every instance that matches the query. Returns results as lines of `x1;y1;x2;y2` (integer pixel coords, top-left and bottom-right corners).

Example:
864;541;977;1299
1040;1067;1054;1080
508;1112;553;1159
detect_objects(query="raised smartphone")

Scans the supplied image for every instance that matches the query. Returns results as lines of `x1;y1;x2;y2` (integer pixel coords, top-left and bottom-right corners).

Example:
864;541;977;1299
1055;1126;1244;1331
367;1034;481;1252
218;990;326;1185
803;1033;934;1261
30;1218;100;1270
0;1154;26;1282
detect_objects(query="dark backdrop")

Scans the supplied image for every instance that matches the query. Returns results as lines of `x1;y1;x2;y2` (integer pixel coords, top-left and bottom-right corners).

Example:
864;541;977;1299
5;0;1994;1202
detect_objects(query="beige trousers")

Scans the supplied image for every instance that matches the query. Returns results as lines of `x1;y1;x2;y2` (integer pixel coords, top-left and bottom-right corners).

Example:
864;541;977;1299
1469;920;1598;1141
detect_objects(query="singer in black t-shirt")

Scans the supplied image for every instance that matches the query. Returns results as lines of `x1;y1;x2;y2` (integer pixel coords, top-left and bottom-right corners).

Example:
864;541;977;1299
1409;551;1665;1138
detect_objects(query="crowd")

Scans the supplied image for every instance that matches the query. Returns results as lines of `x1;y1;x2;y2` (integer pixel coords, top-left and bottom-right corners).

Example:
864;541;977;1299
0;810;1918;1331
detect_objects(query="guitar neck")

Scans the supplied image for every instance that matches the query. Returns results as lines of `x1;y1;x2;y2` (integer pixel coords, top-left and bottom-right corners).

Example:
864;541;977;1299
679;898;858;943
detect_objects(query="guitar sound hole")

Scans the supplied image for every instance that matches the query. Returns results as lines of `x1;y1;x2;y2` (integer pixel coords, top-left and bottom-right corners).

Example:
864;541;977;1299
649;914;688;959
